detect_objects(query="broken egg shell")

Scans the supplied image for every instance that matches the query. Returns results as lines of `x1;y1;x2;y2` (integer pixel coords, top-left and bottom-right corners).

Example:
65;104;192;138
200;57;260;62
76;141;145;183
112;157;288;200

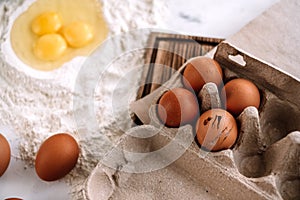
0;133;11;177
157;87;200;127
196;109;238;151
35;133;79;181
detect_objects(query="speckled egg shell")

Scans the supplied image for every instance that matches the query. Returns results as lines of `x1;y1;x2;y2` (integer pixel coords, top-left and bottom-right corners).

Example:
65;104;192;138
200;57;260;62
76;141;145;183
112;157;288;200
196;109;238;151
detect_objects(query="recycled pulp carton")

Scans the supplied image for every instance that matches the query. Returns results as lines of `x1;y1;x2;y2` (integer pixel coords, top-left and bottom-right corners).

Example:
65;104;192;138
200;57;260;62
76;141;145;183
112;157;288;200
83;42;300;200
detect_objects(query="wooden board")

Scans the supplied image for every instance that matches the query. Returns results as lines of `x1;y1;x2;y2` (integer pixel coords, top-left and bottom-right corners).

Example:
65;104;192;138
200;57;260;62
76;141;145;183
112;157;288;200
136;32;223;100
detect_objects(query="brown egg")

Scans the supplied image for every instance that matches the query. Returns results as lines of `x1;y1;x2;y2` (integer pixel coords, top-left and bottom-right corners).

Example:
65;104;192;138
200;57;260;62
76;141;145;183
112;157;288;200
221;78;260;116
196;109;238;151
35;133;79;181
182;57;223;93
157;87;199;127
0;133;11;177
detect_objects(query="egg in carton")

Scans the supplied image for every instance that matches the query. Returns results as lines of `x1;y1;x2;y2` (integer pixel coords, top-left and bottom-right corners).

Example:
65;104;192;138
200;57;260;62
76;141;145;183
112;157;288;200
84;42;300;200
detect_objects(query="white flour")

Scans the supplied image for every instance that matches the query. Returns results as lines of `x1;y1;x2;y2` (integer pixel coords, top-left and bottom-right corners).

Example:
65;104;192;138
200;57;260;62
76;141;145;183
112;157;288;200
0;0;166;199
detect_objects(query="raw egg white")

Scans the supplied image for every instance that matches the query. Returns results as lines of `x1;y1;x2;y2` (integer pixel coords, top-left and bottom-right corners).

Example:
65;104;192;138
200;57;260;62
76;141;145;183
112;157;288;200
196;109;238;151
10;0;108;71
35;133;79;181
0;134;11;177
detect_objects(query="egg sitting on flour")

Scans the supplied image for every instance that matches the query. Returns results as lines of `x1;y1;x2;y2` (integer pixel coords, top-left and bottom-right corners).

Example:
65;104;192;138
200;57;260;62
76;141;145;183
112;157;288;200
10;0;108;71
35;133;79;181
0;134;11;177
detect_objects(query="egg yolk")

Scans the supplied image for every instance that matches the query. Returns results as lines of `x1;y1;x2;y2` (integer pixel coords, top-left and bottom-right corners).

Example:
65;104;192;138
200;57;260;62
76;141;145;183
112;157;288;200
34;33;67;61
31;11;62;35
62;21;94;48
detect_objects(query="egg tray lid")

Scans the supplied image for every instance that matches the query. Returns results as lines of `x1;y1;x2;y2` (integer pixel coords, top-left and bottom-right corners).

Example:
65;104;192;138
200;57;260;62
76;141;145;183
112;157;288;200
132;32;223;125
83;34;300;199
135;32;223;103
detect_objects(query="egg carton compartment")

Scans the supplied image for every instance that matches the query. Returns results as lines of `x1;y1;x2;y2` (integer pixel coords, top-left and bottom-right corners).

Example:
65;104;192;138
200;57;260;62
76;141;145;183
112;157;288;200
84;125;279;200
84;42;300;200
215;43;300;200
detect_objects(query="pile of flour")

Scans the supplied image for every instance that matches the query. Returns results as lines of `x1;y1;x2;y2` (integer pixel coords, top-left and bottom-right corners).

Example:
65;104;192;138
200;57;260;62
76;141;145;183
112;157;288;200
0;0;166;199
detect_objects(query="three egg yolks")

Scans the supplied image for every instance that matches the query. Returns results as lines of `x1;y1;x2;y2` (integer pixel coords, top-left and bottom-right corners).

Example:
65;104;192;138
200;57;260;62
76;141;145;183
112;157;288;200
31;12;94;61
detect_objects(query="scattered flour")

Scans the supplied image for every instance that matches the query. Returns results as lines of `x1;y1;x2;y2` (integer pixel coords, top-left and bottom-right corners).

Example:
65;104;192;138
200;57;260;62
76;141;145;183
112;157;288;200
0;0;166;199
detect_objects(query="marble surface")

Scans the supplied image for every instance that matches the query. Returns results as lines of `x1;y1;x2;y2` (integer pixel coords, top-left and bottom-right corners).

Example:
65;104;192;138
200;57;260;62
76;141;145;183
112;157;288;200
164;0;279;38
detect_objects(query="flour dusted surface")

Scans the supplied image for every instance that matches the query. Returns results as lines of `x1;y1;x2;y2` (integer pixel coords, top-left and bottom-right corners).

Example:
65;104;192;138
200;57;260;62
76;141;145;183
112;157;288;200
0;0;166;199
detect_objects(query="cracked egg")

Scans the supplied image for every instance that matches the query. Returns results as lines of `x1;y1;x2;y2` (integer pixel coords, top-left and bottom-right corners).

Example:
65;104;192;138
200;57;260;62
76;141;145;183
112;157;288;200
10;0;108;71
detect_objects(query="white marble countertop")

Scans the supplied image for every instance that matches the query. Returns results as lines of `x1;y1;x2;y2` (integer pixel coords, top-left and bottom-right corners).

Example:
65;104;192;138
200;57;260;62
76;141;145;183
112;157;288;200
163;0;278;38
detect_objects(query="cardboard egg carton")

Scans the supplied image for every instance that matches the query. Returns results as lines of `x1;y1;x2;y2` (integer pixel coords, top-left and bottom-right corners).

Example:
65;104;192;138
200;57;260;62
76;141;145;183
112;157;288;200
83;42;300;200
